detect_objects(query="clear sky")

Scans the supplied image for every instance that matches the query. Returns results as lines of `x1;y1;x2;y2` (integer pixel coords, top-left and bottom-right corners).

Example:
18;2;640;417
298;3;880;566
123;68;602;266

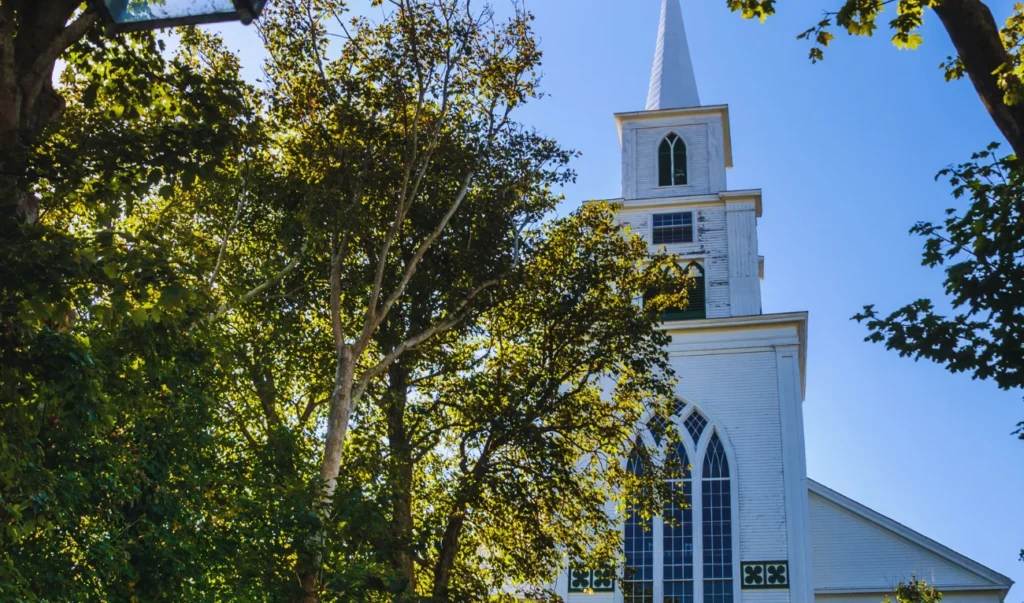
212;0;1023;595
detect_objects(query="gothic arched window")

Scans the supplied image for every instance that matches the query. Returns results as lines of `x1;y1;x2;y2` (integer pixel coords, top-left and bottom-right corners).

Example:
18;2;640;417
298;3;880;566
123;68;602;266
650;261;706;322
659;132;688;187
681;261;706;320
702;433;733;603
624;441;654;602
618;411;735;603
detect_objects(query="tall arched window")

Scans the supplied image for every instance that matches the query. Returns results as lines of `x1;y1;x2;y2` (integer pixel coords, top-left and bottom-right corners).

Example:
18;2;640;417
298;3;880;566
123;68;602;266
659;132;688;186
682;261;706;320
702;433;733;603
619;405;735;603
624;441;654;603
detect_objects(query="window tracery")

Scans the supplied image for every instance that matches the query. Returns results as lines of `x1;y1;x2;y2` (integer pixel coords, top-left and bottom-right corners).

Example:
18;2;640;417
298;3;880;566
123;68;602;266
659;132;688;186
622;416;734;603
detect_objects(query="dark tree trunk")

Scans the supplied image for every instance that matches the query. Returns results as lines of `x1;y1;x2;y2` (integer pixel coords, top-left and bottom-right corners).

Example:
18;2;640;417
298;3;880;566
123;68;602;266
385;360;417;600
933;0;1024;160
0;0;97;222
430;435;497;602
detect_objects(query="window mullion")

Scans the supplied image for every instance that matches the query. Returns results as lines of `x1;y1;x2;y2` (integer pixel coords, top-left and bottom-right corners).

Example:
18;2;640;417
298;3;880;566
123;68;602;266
669;139;676;185
654;514;664;602
693;459;704;603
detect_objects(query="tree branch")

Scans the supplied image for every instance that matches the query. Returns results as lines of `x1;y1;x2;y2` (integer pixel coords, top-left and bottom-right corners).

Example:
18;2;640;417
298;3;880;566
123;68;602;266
20;9;97;114
209;238;309;322
352;276;501;402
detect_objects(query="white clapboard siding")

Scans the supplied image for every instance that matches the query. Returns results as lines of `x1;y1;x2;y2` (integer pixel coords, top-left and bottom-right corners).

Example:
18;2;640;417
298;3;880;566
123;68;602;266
809;486;1010;593
635;123;711;199
673;349;789;562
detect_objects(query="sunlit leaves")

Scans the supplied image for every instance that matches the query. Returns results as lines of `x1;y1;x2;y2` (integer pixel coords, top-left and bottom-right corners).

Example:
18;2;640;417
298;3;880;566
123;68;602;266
726;0;776;23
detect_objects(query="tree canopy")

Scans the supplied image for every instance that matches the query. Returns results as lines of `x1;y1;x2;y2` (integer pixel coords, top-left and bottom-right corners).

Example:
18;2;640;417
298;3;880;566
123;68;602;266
1;1;694;601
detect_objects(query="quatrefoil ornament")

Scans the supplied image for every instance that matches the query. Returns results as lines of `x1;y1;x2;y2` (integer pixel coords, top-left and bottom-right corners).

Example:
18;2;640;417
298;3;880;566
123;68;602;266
766;563;788;585
743;564;764;585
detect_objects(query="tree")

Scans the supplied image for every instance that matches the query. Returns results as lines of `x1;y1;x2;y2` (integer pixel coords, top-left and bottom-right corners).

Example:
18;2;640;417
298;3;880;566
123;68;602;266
853;144;1024;440
0;1;103;222
338;202;688;601
1;23;264;601
728;0;1024;161
883;578;943;603
3;1;692;600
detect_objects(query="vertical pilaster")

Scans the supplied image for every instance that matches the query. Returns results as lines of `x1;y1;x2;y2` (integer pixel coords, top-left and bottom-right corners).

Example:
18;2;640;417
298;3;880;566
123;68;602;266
621;126;636;200
725;196;761;316
708;120;727;193
775;345;814;603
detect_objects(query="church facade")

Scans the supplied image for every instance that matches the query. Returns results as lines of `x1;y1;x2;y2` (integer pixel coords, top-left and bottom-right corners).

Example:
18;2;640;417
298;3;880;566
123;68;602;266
548;2;1015;603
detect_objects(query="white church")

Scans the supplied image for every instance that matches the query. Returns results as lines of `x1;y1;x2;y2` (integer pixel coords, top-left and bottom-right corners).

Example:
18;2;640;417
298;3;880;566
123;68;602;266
549;2;1015;603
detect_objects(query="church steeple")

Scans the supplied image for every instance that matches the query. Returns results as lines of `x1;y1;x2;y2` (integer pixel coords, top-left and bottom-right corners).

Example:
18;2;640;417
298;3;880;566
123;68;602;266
646;0;700;110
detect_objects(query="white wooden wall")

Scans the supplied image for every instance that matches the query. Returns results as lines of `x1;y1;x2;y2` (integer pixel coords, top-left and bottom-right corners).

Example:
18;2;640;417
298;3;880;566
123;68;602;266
810;492;1001;592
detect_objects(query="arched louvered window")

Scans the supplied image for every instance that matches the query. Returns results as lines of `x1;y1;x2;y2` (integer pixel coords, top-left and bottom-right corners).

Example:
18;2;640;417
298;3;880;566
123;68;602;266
652;261;706;322
659;132;688;186
701;433;733;603
664;441;694;603
624;441;654;603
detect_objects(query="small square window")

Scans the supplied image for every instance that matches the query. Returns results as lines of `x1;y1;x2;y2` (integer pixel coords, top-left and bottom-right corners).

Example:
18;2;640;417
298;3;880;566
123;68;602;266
652;212;694;245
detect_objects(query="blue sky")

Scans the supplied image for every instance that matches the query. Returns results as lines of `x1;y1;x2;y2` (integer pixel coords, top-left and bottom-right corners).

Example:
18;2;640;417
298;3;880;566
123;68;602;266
213;0;1023;594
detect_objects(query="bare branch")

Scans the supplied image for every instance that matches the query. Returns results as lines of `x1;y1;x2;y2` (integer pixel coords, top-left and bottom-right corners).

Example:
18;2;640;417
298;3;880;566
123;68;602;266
352;277;500;401
226;401;260;448
209;238;310;322
330;233;350;353
361;167;476;345
209;165;249;288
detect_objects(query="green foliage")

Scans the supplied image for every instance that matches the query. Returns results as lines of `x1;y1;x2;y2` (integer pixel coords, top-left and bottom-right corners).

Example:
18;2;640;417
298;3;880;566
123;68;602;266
726;0;776;22
1;22;260;602
2;2;691;601
853;144;1024;439
883;577;942;603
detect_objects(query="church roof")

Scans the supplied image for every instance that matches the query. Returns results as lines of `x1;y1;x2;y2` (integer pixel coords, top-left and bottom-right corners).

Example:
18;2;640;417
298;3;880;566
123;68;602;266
646;0;700;110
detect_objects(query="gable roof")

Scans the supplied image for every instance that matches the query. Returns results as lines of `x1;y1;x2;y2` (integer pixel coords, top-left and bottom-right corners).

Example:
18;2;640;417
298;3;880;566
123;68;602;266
808;479;1013;597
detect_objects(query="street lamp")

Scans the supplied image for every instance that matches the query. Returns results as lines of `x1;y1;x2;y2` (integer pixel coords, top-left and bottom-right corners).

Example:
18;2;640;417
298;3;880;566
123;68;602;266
94;0;267;32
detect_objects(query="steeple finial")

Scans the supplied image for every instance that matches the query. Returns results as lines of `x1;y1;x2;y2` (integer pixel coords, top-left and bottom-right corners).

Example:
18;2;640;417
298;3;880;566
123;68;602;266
646;0;700;110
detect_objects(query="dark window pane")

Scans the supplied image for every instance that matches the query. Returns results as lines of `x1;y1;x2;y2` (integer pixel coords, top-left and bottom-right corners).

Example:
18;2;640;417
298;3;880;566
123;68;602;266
663;481;693;575
702;434;729;478
625;502;654;597
628;440;647;477
659;138;673;187
684;411;707;446
664;579;694;603
673;136;688;185
652;212;693;245
703;433;732;603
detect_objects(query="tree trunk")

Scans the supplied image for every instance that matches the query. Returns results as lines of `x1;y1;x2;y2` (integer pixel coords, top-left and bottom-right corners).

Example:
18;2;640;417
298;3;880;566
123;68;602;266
430;493;472;602
430;436;497;601
933;0;1024;160
0;1;94;222
292;346;356;603
385;360;417;599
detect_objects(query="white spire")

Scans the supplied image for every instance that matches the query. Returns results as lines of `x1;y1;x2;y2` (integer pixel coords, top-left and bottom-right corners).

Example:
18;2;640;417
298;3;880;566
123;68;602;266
646;0;700;110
